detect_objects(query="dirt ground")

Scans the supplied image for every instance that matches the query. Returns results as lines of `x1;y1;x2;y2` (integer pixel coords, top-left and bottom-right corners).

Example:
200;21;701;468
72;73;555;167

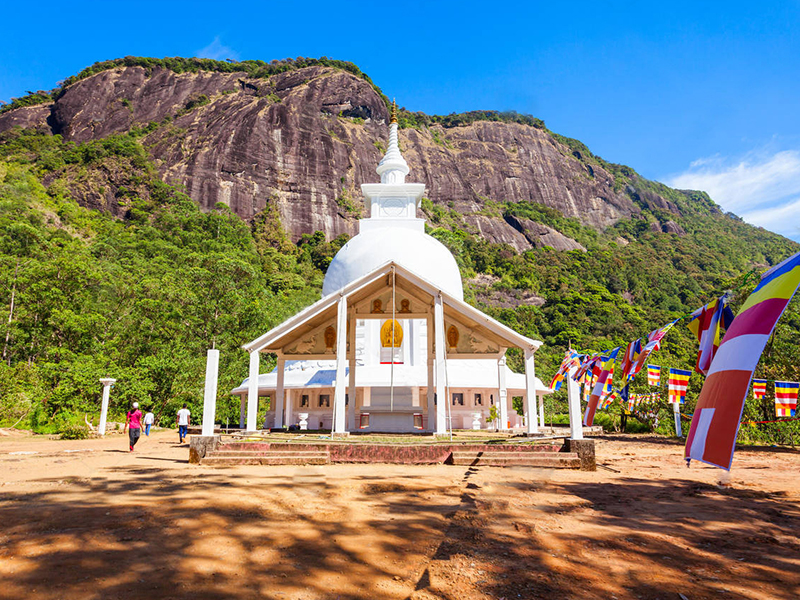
0;431;798;600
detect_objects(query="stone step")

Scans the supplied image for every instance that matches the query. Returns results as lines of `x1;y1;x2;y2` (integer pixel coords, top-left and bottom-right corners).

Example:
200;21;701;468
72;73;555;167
451;451;566;459
450;452;581;469
209;450;330;458
202;455;330;467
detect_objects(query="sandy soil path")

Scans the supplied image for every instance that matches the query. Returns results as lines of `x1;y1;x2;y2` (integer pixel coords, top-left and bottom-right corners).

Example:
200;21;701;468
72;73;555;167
0;431;798;600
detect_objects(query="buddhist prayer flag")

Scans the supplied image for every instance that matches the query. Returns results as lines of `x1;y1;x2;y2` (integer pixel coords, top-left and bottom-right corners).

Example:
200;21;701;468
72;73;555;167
686;251;800;470
583;347;620;427
774;381;798;417
629;320;680;380
647;365;662;386
686;295;735;375
620;338;643;382
668;368;692;404
550;349;581;390
752;379;768;400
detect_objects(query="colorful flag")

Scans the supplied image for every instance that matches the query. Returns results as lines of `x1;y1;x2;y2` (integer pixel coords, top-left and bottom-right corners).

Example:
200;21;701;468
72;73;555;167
752;379;767;400
550;349;581;390
620;338;643;381
583;347;620;427
647;364;662;386
668;368;692;404
629;320;680;380
774;381;799;417
686;295;735;375
686;251;800;470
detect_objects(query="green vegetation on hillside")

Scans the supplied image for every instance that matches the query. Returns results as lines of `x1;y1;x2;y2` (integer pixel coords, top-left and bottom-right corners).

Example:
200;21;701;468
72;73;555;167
0;55;388;114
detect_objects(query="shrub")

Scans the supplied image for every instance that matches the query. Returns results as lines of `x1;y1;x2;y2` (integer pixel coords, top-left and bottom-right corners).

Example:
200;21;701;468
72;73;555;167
59;423;89;440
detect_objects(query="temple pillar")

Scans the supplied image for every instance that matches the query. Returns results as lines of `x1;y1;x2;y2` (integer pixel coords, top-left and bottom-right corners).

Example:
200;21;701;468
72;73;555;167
498;354;509;431
347;311;357;431
274;358;285;429
523;347;538;435
538;394;545;429
434;294;447;435
333;295;348;435
285;389;293;428
246;350;259;431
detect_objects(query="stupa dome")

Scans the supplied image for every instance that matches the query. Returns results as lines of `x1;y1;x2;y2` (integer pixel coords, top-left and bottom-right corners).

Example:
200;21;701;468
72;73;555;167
322;227;464;300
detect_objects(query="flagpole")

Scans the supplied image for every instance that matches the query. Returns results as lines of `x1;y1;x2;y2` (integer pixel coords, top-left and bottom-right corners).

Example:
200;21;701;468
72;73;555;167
673;401;682;438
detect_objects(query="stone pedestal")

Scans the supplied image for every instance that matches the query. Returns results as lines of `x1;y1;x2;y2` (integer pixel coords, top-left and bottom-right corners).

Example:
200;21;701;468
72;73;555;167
471;412;482;430
332;431;350;439
189;435;220;464
298;413;309;431
564;438;596;471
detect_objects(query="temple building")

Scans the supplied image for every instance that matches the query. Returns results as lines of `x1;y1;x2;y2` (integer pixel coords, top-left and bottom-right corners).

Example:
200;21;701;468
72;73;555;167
232;106;551;435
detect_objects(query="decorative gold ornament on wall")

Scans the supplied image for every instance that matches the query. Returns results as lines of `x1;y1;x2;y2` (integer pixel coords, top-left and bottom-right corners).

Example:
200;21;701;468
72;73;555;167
380;319;403;348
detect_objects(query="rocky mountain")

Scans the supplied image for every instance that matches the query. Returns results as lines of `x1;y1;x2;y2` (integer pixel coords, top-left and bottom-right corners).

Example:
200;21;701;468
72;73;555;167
0;58;687;251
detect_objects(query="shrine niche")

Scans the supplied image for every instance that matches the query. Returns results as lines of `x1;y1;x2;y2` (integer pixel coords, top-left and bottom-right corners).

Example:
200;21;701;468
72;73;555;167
371;299;383;313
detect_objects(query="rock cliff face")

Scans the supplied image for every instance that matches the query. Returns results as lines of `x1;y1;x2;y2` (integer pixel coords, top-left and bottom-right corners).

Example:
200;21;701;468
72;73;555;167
0;65;675;249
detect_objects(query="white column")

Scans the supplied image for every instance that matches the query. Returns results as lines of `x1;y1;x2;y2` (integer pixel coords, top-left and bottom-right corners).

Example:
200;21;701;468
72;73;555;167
567;366;583;440
239;395;246;429
201;349;220;436
538;394;545;429
333;295;348;434
246;350;260;431
498;354;509;431
673;401;682;438
285;389;293;428
274;358;285;429
98;378;116;436
523;347;539;435
347;312;357;431
434;294;447;435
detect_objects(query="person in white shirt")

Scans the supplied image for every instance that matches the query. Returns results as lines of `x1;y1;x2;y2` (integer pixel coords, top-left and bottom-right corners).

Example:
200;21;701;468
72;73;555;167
143;410;155;436
176;404;191;443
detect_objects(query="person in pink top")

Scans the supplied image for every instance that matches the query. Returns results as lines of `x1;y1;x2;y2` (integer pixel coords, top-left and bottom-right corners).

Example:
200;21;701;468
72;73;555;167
125;402;143;452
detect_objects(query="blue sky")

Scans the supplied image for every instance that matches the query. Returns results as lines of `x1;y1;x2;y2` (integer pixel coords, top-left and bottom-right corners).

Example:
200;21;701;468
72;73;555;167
2;1;799;240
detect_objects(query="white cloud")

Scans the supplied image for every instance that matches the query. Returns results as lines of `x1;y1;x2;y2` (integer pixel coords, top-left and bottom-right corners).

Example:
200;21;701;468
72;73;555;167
740;196;800;241
196;36;240;61
665;148;800;242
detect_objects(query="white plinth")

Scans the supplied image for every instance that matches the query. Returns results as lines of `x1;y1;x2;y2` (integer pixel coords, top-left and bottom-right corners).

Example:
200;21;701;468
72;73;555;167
298;413;309;431
472;412;482;430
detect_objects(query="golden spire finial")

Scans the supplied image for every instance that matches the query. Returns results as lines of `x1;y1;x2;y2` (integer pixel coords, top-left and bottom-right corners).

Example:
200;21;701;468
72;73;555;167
390;99;397;124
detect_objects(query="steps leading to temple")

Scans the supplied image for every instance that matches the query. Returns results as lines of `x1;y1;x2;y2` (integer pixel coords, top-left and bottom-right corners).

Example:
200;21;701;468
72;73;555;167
199;441;583;469
202;449;330;467
450;450;581;469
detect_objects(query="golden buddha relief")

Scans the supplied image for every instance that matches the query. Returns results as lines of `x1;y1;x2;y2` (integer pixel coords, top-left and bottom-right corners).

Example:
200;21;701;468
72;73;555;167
371;299;383;313
380;319;403;348
447;325;459;350
324;325;336;350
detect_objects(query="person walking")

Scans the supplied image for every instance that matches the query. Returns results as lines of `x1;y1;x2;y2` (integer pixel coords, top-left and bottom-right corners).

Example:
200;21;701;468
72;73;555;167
177;403;191;443
143;408;155;436
125;402;143;452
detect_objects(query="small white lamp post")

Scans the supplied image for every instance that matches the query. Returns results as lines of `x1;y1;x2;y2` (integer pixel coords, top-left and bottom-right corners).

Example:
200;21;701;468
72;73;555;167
98;378;117;436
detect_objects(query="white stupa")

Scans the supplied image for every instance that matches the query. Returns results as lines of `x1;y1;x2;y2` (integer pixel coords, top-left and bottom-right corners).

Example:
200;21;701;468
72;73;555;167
322;110;464;300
